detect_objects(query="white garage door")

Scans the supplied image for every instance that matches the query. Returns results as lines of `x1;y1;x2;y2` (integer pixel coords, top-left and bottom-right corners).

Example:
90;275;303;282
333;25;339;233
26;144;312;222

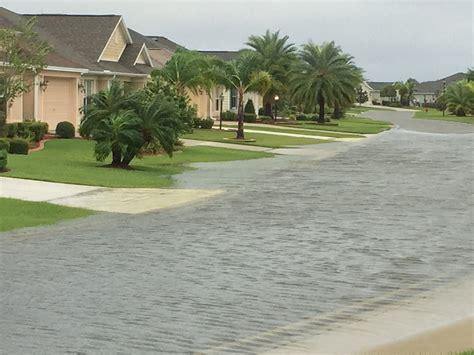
42;77;75;129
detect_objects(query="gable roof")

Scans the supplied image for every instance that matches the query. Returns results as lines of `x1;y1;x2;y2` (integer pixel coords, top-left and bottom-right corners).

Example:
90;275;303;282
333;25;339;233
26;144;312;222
366;81;394;91
415;72;465;94
199;50;241;62
146;35;183;52
0;7;157;76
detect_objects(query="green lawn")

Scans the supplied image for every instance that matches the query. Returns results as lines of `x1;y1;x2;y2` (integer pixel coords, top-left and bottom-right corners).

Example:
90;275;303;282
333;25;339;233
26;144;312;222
221;124;364;138
286;117;392;134
414;108;474;124
184;129;328;148
0;198;93;232
4;139;274;188
346;106;392;114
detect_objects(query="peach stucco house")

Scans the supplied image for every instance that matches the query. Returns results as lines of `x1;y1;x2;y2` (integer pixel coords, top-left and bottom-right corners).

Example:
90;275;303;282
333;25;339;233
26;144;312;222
1;7;263;130
1;7;163;130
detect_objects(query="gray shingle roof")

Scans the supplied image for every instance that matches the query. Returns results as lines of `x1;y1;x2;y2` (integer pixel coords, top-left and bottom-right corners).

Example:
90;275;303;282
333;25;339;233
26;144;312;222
415;72;465;94
0;7;156;76
366;81;394;91
146;36;183;52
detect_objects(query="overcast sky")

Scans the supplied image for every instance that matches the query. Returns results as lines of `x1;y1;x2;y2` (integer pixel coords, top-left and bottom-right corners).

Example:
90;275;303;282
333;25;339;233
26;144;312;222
3;0;473;82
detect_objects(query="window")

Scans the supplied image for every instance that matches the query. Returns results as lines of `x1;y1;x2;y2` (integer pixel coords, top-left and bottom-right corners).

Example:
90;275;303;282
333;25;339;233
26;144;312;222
230;88;237;109
82;79;95;113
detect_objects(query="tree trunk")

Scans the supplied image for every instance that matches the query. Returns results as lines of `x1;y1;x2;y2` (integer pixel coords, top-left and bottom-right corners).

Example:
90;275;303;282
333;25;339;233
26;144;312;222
318;94;325;123
111;145;122;167
0;98;8;138
236;90;245;139
263;93;273;117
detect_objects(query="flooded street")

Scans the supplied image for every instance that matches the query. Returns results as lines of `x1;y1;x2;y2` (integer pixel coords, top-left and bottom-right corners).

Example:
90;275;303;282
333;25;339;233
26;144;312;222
1;112;473;353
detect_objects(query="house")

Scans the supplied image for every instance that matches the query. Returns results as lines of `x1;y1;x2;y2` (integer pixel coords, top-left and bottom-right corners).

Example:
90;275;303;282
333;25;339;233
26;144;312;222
412;72;465;104
198;51;263;119
1;7;159;129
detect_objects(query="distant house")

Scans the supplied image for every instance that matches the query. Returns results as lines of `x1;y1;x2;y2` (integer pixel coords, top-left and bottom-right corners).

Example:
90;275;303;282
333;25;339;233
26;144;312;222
1;7;161;129
199;51;263;118
412;72;465;104
362;72;466;106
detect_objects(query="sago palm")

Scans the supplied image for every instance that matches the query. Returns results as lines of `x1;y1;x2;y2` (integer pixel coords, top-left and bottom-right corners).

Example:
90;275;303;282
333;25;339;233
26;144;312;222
214;52;271;139
246;30;297;117
290;41;363;123
445;80;474;116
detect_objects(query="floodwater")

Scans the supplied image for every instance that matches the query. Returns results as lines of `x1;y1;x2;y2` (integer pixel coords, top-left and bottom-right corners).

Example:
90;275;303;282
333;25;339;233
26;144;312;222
1;111;473;353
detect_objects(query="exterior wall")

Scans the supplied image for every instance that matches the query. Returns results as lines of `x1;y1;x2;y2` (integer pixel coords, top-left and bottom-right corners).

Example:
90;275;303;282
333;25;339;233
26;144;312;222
413;93;436;104
100;25;127;62
148;48;173;68
207;86;263;119
189;91;211;118
7;96;23;123
22;75;35;121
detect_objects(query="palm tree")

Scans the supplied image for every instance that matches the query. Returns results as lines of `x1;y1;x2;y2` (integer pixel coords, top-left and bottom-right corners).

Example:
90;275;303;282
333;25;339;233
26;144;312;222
445;80;474;116
91;110;143;167
151;49;213;97
290;41;363;123
396;78;417;106
246;30;297;117
214;52;271;139
466;68;474;83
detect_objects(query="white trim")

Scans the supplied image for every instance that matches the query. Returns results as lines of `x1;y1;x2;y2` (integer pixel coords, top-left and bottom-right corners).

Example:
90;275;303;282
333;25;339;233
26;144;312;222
133;44;153;66
45;65;88;74
86;70;149;78
96;16;133;63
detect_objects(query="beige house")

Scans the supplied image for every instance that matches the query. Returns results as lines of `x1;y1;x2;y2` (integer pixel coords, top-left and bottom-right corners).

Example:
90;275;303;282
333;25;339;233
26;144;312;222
1;7;163;129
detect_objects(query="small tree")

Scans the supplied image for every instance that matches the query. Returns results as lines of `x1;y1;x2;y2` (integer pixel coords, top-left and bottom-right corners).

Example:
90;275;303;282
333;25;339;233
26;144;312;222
244;99;256;113
380;85;397;102
0;17;51;136
355;87;368;106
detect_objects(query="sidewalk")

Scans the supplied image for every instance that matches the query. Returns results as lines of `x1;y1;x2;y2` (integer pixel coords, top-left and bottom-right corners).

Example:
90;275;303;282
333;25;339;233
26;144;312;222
0;177;222;214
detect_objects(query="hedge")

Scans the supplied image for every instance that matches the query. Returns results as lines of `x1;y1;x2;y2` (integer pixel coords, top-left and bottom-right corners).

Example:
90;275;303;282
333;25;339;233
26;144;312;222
56;121;75;138
0;149;7;172
259;115;273;123
0;138;10;151
6;123;18;138
194;117;214;129
7;121;48;142
221;111;237;121
8;138;29;155
244;113;257;123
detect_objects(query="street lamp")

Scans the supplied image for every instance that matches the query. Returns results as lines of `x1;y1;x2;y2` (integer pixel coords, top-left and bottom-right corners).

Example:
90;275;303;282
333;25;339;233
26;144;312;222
274;95;279;122
219;93;224;130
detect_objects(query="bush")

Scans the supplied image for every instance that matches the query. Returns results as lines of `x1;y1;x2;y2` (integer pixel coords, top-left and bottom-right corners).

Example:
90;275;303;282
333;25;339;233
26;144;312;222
16;122;31;140
259;115;273;123
6;123;18;138
244;99;256;114
200;118;214;129
258;107;265;116
243;113;257;123
56;121;75;138
0;149;7;172
193;117;202;128
296;114;313;121
372;100;381;105
389;101;402;107
0;138;10;151
221;111;237;121
8;138;29;155
27;122;49;142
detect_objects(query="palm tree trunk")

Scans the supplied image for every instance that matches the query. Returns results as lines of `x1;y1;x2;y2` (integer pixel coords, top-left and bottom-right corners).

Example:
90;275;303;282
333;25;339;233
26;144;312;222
318;94;325;123
111;145;122;167
263;93;273;117
0;98;8;137
236;90;245;139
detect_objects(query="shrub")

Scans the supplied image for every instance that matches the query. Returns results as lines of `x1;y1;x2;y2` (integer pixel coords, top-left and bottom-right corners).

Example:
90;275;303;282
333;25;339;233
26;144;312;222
244;99;256;114
243;113;257;123
200;118;214;129
221;111;237;121
296;114;314;121
27;122;49;142
258;107;265;115
8;138;29;155
193;117;202;128
0;138;10;151
6;123;18;138
16;122;31;140
56;121;75;138
372;100;381;105
0;149;7;172
259;115;273;123
389;101;402;107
